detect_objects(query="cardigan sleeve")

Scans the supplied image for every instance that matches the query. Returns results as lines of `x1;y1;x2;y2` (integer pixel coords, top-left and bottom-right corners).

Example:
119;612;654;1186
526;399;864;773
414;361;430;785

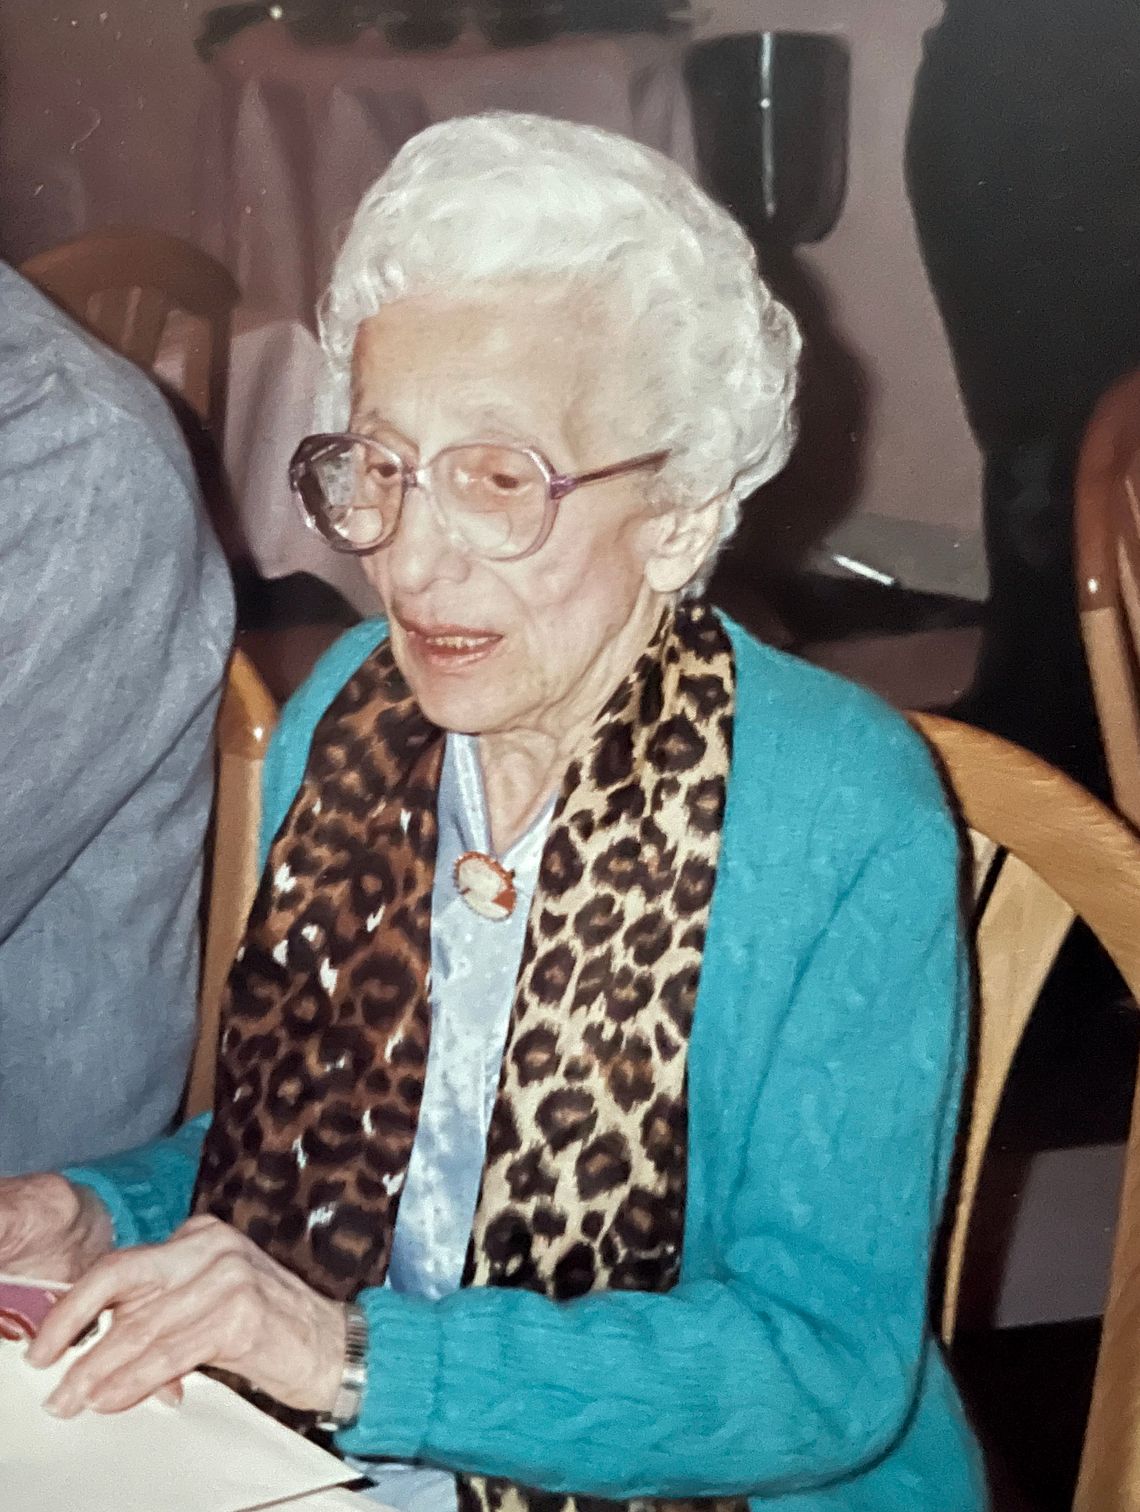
61;1115;210;1248
336;807;969;1500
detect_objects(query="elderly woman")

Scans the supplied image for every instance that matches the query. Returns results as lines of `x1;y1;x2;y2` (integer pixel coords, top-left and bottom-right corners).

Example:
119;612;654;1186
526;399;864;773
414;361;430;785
1;115;983;1509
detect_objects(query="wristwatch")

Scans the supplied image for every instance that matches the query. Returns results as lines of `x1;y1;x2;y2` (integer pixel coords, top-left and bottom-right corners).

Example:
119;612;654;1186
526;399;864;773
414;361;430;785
317;1301;369;1431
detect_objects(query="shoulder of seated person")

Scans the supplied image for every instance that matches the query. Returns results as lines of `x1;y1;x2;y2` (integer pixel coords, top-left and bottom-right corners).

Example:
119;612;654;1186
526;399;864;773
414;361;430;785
724;617;951;835
0;284;184;458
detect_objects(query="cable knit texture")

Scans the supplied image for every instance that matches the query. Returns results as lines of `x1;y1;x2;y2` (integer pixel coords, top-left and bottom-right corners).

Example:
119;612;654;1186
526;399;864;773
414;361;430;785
65;615;986;1510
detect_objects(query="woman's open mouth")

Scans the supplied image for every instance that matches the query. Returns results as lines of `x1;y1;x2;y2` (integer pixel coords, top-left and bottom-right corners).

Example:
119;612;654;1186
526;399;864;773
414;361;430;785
400;617;503;669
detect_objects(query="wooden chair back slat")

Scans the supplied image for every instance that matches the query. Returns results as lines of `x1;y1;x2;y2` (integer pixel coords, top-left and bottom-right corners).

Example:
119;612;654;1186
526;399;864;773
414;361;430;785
21;229;240;442
1076;371;1140;829
911;713;1140;1509
183;649;277;1122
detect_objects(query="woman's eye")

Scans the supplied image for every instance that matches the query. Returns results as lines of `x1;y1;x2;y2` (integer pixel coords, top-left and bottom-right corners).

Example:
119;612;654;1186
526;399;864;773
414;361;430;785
488;471;522;492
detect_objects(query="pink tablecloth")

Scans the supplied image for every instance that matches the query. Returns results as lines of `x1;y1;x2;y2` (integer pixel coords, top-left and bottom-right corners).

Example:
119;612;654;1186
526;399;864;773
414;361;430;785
199;25;696;327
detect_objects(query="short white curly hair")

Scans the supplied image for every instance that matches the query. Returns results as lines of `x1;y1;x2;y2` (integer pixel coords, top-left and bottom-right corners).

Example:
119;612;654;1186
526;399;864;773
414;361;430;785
319;112;801;590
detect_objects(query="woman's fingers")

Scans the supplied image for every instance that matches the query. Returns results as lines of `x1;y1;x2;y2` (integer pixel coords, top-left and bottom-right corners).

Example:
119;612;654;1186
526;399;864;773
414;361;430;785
28;1248;163;1367
29;1216;237;1368
40;1266;233;1416
63;1317;211;1416
89;1334;201;1414
27;1214;343;1418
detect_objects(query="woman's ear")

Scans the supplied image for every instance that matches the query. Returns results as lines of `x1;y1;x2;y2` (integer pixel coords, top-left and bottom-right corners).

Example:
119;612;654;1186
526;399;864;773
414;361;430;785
642;495;725;595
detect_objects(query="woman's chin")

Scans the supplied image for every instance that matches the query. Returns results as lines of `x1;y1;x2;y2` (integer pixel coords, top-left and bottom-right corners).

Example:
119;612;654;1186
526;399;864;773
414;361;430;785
404;663;511;736
392;632;494;715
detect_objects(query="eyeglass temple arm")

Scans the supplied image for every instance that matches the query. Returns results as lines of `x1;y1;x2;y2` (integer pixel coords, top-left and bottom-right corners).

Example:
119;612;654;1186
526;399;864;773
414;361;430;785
550;449;670;500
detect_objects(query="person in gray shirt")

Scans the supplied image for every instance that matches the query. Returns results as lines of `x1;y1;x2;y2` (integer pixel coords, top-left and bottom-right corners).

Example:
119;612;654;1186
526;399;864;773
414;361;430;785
0;262;234;1175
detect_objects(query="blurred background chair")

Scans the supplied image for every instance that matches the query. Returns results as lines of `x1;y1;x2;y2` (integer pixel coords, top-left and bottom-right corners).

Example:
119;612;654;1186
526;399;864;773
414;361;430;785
184;648;277;1120
21;228;240;442
913;713;1140;1509
21;229;244;562
1076;368;1140;832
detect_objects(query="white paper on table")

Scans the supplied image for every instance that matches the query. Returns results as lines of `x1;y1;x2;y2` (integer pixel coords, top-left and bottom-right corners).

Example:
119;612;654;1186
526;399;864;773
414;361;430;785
0;1327;359;1512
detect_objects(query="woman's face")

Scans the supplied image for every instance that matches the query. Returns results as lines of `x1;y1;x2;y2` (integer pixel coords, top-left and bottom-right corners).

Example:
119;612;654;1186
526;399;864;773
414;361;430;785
349;284;700;743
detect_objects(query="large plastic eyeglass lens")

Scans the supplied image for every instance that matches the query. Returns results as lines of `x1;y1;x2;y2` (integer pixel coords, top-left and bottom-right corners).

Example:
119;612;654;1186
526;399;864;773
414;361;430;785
298;439;551;558
432;445;548;558
306;439;400;547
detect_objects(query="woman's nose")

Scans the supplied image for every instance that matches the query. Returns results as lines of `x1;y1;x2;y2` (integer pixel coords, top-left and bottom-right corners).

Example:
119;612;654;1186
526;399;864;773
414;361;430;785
384;479;468;593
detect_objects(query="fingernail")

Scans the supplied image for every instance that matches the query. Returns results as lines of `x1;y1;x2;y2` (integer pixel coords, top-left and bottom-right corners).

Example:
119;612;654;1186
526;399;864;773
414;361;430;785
44;1389;83;1419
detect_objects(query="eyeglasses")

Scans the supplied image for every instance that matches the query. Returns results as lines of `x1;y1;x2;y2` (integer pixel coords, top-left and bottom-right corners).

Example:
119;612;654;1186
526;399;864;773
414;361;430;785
288;432;669;562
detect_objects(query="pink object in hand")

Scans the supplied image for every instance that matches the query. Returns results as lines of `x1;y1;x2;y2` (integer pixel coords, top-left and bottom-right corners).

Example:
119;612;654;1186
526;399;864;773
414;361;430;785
0;1278;65;1341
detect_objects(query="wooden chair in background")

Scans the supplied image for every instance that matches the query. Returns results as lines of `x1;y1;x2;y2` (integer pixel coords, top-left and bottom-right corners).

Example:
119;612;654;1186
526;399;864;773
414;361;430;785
912;714;1140;1509
1076;368;1140;831
21;229;244;560
183;649;277;1120
21;228;240;443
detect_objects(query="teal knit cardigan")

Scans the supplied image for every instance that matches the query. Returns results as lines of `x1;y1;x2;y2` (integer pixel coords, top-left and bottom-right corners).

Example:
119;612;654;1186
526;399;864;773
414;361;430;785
66;616;986;1510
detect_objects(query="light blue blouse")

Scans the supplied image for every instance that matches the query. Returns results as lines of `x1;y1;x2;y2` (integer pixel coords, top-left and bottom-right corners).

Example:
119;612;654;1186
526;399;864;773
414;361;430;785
353;733;553;1509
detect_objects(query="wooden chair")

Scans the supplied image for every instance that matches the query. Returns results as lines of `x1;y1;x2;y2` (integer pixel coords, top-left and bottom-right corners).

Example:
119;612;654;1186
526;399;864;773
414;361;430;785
20;229;240;448
1076;369;1140;830
911;713;1140;1509
183;649;277;1120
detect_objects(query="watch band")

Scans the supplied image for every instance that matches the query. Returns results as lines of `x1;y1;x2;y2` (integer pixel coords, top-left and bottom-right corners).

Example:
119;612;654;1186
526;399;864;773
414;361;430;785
317;1300;369;1431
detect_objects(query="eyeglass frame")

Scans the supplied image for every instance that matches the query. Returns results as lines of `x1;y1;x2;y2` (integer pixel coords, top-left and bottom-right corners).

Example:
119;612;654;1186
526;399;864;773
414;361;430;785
288;430;671;563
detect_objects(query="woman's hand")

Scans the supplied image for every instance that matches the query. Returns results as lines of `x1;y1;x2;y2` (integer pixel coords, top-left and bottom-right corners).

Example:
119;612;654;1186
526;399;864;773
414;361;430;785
0;1173;114;1282
26;1214;347;1419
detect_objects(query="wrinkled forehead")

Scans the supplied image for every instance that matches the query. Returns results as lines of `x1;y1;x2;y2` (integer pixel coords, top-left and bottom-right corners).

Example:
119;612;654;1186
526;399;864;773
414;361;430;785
349;282;657;462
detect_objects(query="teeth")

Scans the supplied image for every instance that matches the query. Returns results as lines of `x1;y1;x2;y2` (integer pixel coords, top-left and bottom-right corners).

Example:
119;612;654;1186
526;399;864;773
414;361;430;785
426;634;491;649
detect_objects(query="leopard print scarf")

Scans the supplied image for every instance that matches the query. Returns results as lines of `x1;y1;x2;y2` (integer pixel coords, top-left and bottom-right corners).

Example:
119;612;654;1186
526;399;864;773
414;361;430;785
194;599;741;1512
